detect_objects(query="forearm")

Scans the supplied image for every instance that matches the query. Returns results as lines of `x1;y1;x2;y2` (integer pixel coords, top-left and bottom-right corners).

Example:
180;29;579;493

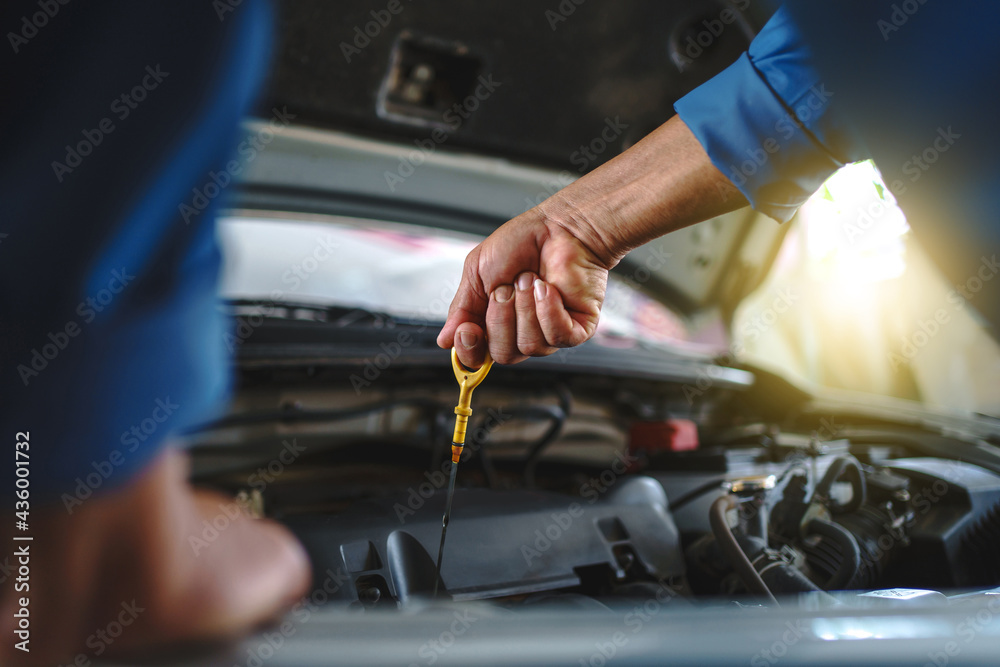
538;114;747;268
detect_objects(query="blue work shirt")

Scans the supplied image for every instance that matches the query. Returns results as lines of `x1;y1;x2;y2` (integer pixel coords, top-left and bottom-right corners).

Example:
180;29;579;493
0;1;272;505
676;2;1000;334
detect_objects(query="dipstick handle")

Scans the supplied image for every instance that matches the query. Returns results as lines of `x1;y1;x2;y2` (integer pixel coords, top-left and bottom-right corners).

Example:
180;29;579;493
449;348;494;460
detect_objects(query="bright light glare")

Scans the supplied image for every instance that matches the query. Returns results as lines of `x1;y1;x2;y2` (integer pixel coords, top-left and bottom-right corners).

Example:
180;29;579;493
799;161;909;287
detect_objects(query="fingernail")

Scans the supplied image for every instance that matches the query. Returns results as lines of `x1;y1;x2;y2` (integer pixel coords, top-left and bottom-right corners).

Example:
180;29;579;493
516;273;532;292
459;331;476;349
533;279;546;300
494;285;513;303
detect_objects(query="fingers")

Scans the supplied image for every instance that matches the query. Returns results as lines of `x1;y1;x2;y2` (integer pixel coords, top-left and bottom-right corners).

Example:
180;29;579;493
534;276;595;348
486;283;525;364
437;217;605;366
485;272;566;364
514;272;560;357
453;321;487;370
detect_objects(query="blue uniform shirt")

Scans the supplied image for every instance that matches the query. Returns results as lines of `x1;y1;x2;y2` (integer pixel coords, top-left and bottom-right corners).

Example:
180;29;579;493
676;2;1000;333
0;1;272;505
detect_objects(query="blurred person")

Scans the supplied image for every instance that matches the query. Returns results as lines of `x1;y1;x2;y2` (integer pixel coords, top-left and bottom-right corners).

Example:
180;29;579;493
0;2;308;664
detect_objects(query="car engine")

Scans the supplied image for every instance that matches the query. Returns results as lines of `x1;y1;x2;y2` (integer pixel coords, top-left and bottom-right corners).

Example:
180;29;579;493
186;347;1000;613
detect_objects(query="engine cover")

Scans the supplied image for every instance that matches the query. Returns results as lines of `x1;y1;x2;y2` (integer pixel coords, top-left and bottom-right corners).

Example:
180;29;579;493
286;476;684;606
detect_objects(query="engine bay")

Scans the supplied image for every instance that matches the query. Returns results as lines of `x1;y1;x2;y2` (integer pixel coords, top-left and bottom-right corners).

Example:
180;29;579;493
186;355;1000;614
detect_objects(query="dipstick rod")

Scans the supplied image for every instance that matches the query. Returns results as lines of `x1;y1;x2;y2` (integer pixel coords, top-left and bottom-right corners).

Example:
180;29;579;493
433;460;459;597
433;348;493;597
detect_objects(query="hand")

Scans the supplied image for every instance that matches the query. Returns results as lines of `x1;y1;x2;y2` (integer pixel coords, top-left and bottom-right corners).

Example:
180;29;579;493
0;448;310;665
437;206;615;367
436;115;748;369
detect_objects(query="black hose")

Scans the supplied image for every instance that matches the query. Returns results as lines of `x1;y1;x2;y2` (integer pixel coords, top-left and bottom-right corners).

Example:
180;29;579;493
669;478;729;512
522;405;569;487
806;518;862;590
814;455;866;514
708;495;778;605
670;457;809;514
459;385;570;488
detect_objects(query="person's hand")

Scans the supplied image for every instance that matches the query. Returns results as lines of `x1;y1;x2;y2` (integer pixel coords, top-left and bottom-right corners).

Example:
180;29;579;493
437;206;617;368
436;115;749;369
0;448;310;666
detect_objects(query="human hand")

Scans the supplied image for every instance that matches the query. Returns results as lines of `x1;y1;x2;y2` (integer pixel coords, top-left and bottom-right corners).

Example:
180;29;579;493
0;448;310;665
437;206;615;367
436;114;748;369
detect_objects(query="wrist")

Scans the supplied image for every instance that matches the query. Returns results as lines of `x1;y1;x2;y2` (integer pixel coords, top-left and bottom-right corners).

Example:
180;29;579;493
536;194;625;270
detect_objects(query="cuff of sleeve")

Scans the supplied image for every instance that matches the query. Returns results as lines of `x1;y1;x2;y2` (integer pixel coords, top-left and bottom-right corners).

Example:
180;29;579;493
674;52;844;223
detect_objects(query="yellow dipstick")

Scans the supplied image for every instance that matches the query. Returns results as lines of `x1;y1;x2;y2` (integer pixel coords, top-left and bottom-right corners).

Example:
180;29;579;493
449;347;494;458
433;348;494;597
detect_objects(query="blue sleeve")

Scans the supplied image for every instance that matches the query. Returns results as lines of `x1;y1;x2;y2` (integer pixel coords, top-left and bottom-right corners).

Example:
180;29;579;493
674;6;867;223
0;1;272;505
779;0;1000;334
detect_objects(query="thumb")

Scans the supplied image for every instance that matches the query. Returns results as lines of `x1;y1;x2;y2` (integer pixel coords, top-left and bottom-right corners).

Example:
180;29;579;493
453;322;487;369
437;248;488;349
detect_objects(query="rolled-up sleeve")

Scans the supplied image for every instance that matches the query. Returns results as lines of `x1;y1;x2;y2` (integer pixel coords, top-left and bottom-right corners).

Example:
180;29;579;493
675;6;867;222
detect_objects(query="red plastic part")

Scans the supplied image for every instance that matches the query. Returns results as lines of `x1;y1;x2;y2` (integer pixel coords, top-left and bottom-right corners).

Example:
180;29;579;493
628;419;700;453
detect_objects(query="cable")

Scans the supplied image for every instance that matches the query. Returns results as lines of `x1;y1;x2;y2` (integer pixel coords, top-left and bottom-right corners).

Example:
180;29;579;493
522;384;572;486
668;478;729;512
522;405;568;487
708;495;779;605
670;456;809;514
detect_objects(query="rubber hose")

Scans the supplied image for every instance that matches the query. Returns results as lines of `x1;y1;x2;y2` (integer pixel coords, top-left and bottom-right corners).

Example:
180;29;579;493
709;495;779;605
815;456;866;514
806;518;862;590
